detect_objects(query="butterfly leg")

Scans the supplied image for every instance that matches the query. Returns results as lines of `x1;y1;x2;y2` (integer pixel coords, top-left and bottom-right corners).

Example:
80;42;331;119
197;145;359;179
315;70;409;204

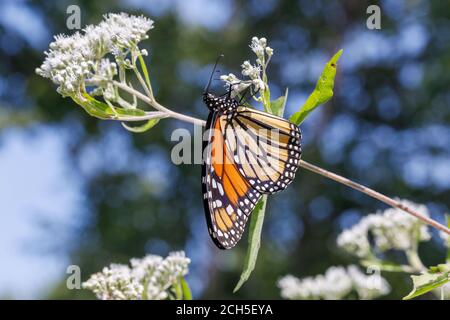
238;87;260;105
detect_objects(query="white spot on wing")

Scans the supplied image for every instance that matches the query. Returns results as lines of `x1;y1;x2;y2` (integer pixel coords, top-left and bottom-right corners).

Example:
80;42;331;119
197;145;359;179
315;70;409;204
217;183;224;196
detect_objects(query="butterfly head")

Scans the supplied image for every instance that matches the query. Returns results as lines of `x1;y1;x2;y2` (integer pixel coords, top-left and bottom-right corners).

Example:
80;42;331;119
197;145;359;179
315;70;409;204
203;92;216;111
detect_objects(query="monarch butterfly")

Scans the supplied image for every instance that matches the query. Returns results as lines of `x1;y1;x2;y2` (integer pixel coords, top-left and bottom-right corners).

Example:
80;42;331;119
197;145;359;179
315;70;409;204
201;58;302;249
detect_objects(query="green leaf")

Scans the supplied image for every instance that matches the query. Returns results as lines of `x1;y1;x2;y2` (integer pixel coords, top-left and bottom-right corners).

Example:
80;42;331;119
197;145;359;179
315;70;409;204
114;108;147;117
233;196;268;293
263;86;271;113
403;264;450;300
138;54;153;96
72;91;146;119
83;92;146;117
122;118;161;133
270;88;289;117
180;278;193;300
289;49;343;125
72;94;112;119
174;278;183;300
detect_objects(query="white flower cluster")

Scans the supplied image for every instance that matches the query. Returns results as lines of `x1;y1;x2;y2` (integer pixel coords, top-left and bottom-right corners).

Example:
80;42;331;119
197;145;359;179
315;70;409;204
278;265;390;300
82;264;143;300
220;36;273;97
82;251;190;300
337;200;431;257
131;251;190;299
337;220;372;258
249;36;273;60
36;13;154;97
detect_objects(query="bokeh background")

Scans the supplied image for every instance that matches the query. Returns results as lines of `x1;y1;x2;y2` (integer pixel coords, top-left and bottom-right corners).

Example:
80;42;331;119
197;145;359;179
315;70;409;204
0;0;449;299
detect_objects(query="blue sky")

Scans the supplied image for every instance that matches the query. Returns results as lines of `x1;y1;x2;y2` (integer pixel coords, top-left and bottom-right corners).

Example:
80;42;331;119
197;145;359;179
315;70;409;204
0;126;83;298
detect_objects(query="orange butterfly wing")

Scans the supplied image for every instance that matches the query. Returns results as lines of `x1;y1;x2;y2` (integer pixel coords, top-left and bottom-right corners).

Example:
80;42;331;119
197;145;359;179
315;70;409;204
202;112;262;249
202;107;302;249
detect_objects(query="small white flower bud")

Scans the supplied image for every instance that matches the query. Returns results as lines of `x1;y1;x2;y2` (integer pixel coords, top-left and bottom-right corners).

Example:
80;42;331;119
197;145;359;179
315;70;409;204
253;79;265;91
54;74;64;83
259;37;267;47
250;36;265;58
241;61;260;79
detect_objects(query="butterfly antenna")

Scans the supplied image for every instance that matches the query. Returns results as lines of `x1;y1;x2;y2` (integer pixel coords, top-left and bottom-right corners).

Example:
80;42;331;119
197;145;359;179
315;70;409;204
204;54;224;94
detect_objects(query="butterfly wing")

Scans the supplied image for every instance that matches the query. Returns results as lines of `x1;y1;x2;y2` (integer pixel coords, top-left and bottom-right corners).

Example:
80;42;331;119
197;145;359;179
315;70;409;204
202;112;262;249
202;107;302;249
226;106;302;194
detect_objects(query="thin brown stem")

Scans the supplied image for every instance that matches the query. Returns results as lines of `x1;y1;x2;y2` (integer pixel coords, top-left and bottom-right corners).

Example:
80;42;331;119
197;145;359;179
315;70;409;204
299;160;450;235
113;111;169;122
113;81;205;126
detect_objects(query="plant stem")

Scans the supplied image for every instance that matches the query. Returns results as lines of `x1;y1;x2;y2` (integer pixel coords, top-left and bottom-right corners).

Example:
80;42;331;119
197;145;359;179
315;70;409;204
113;80;205;126
361;258;416;273
106;81;450;236
132;52;153;99
299;160;450;236
119;111;169;122
406;249;426;272
138;54;154;98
